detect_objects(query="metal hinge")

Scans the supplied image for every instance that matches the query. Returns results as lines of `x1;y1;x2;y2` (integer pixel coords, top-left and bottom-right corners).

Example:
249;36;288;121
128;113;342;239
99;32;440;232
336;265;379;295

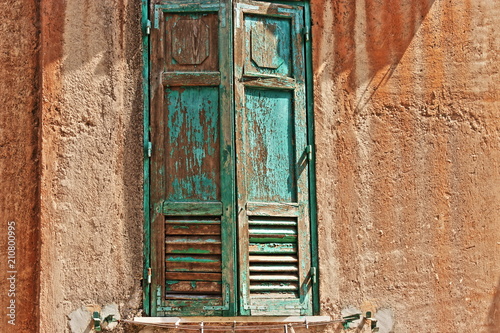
311;266;317;284
147;267;152;284
145;19;151;35
306;145;313;161
147;141;152;157
244;305;268;310
302;26;310;42
157;306;182;312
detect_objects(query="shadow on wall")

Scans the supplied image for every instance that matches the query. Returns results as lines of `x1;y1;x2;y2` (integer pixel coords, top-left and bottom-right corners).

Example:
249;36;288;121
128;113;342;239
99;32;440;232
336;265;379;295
487;277;500;332
314;0;436;92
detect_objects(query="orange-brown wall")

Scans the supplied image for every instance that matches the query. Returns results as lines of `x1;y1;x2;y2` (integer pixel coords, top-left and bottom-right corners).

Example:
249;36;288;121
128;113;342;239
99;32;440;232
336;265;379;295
312;0;499;331
0;1;40;331
1;0;499;332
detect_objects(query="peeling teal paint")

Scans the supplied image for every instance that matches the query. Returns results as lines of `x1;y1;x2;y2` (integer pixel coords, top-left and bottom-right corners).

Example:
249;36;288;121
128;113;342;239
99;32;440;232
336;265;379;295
244;89;295;202
171;248;211;254
166;256;219;263
149;0;315;317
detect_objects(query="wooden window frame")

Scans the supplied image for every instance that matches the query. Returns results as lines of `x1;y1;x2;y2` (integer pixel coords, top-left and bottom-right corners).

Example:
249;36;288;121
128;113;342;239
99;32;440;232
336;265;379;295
142;0;319;317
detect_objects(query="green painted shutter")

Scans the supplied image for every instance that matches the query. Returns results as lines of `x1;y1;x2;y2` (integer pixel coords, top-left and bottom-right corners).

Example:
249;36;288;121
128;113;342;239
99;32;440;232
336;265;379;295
150;0;235;316
234;0;313;316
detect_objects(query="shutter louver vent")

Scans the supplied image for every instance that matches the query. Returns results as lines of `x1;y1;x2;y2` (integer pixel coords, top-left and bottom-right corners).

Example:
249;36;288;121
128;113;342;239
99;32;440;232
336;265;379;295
248;217;299;298
165;216;222;300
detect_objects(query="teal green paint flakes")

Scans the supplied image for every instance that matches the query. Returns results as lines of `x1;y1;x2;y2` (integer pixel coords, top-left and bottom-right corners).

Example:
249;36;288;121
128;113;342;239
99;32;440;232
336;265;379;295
170;174;218;201
243;89;296;202
166;256;219;263
244;15;292;77
165;87;221;201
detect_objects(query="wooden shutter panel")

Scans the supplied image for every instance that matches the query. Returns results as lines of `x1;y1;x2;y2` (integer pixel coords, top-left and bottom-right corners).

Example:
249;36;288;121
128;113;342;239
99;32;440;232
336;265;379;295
234;0;313;316
150;0;235;316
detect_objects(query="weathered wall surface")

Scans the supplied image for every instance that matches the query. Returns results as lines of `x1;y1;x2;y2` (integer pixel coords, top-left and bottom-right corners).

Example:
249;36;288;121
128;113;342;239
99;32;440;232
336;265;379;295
312;0;500;332
0;0;40;332
2;0;499;332
39;0;144;332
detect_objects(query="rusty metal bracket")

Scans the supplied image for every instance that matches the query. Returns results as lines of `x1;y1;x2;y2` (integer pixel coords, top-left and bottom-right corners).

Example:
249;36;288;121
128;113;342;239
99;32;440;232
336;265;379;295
93;311;102;332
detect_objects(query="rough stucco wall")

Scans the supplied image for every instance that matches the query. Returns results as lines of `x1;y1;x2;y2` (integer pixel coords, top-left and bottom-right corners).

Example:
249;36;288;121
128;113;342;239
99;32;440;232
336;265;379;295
312;0;500;332
0;0;40;332
12;0;495;332
39;1;144;332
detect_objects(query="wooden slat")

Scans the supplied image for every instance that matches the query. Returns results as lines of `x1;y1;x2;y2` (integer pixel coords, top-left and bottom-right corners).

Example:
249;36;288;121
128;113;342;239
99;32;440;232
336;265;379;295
164;294;222;300
249;293;298;300
242;77;296;90
246;203;299;217
249;284;298;292
249;243;296;254
166;242;221;255
166;255;222;272
165;236;221;244
249;265;298;272
249;255;297;263
166;223;221;235
162;202;223;216
249;235;297;243
249;226;297;235
248;220;297;226
250;275;298;281
166;281;222;294
162;72;221;86
166;217;221;224
166;261;222;273
166;272;222;282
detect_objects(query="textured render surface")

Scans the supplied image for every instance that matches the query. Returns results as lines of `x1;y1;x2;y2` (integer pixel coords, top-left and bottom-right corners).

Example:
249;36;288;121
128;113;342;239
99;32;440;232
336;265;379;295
0;0;40;332
39;0;144;332
311;0;500;332
1;0;499;332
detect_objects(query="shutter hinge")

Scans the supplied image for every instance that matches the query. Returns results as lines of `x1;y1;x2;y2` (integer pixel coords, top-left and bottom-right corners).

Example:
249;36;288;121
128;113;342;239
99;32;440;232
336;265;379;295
157;306;182;312
145;19;151;35
245;305;268;310
306;145;313;161
147;267;152;284
302;26;310;42
311;266;317;284
147;141;152;157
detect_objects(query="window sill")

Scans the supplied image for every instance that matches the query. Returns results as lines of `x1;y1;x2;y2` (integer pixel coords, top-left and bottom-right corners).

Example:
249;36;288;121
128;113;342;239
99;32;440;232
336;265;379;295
134;315;331;325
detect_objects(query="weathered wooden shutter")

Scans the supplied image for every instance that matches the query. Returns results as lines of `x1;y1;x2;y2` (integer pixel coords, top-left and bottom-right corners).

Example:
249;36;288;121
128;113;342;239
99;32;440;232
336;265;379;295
234;0;313;316
150;0;235;316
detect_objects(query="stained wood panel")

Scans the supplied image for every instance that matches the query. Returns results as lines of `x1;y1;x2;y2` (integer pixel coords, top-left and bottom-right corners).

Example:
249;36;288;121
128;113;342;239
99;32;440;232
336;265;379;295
165;216;223;298
164;13;219;72
241;89;296;203
151;0;234;316
235;0;312;316
164;87;220;202
151;0;312;317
